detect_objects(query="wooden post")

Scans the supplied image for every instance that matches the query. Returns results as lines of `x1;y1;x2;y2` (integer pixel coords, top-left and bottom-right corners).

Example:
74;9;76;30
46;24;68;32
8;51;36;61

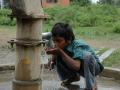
10;0;47;90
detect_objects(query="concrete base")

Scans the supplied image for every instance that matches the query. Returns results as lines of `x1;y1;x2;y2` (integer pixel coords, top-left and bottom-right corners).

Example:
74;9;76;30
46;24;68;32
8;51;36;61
12;79;42;90
100;67;120;80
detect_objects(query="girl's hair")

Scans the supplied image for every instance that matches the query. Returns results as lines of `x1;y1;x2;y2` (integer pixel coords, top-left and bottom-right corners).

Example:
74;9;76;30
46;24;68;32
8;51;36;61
51;22;75;41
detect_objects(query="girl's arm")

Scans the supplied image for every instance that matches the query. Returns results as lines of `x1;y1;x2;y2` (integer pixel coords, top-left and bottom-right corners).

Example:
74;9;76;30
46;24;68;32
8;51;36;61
46;48;81;71
59;49;81;71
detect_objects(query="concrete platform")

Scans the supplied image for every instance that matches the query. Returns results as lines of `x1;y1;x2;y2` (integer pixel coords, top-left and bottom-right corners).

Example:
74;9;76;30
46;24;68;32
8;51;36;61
0;70;120;90
0;79;120;90
0;49;120;90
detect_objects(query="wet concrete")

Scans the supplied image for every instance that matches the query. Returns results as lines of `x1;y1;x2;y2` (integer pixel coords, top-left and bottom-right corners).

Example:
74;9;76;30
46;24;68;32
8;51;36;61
0;70;120;90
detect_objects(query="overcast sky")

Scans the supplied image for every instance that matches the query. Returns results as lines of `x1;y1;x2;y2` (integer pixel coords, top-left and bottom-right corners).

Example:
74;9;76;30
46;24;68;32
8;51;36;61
91;0;99;3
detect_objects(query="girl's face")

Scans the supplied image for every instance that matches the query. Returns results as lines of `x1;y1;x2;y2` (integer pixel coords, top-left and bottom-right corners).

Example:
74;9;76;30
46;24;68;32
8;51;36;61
52;37;69;49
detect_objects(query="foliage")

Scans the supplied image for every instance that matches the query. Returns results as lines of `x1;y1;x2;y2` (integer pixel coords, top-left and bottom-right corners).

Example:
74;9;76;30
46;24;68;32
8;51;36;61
115;0;120;7
0;17;16;26
102;49;120;68
99;0;114;5
0;9;11;16
0;9;16;26
71;0;91;6
98;0;120;7
0;4;120;27
96;48;108;56
44;4;120;28
113;22;120;34
3;0;10;8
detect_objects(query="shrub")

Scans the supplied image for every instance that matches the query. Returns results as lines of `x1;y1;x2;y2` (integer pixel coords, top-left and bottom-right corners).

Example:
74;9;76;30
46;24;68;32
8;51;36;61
0;9;16;26
44;5;120;28
0;17;16;26
0;5;119;27
0;9;11;16
113;23;120;34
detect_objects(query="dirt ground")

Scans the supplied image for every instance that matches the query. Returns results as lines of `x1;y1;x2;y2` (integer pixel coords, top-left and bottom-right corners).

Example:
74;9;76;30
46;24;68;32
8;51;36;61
87;40;120;49
0;30;120;66
0;30;15;47
0;30;120;90
0;30;120;48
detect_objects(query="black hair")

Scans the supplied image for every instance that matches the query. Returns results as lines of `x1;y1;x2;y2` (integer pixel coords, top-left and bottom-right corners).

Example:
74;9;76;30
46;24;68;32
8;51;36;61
51;22;75;41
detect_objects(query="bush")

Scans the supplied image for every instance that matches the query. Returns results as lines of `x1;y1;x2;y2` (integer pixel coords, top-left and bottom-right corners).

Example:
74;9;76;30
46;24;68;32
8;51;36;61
1;5;119;27
0;9;16;26
44;5;120;28
113;23;120;34
0;17;16;26
71;0;91;6
0;9;11;16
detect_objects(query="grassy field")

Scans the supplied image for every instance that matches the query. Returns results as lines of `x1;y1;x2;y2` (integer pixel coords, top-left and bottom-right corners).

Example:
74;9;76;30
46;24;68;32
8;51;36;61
96;48;109;56
44;25;120;49
0;25;120;48
74;26;120;41
102;49;120;69
0;25;16;47
0;25;16;34
0;24;120;68
43;24;120;40
0;4;120;68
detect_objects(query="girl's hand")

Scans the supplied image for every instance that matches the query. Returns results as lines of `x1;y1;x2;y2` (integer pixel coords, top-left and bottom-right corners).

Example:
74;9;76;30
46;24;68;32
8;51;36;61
46;48;61;55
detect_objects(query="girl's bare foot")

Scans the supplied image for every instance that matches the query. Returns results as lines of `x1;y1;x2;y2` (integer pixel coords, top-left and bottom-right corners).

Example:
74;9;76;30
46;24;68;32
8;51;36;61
61;75;80;86
92;80;97;90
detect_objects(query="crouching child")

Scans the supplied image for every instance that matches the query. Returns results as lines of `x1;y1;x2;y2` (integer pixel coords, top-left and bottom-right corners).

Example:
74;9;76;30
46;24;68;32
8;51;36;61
46;22;104;90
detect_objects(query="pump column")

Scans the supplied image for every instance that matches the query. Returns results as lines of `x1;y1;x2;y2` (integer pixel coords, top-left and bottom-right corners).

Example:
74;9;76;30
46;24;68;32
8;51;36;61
9;0;48;90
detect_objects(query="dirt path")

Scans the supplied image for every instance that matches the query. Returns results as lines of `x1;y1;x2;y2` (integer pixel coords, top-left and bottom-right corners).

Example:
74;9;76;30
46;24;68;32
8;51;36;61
0;30;15;47
0;29;120;69
0;26;120;48
0;31;120;48
86;39;120;48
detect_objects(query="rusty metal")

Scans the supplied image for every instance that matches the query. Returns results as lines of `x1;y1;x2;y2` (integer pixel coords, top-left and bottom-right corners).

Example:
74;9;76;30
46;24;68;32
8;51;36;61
9;13;48;20
8;39;48;47
13;79;42;85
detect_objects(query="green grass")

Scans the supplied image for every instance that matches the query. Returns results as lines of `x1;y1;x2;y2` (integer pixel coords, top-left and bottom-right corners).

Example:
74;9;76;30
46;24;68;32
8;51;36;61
0;5;120;69
0;25;16;34
0;25;120;69
1;24;120;43
96;48;109;56
74;26;120;41
44;4;120;27
43;25;120;41
102;49;120;69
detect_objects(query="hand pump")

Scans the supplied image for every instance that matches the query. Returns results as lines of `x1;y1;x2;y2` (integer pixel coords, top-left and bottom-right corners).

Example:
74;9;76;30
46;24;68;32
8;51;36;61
9;0;48;90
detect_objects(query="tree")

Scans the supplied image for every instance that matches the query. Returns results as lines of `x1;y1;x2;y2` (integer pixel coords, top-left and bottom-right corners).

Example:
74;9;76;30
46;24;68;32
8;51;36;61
99;0;120;6
114;0;120;6
99;0;114;5
0;0;10;8
71;0;91;6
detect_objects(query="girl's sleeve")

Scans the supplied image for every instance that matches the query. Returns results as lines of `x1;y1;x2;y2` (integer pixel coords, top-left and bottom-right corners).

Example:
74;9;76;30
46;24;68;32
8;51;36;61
72;46;84;61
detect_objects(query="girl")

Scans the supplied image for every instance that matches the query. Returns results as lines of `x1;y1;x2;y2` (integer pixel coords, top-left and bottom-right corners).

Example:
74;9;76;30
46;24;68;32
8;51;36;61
46;22;103;90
